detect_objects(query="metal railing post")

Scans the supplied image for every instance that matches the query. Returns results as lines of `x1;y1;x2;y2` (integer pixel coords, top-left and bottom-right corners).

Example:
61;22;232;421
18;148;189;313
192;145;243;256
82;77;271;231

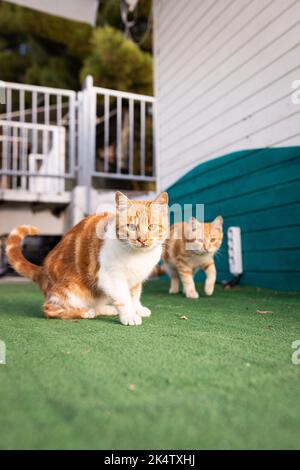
78;75;96;214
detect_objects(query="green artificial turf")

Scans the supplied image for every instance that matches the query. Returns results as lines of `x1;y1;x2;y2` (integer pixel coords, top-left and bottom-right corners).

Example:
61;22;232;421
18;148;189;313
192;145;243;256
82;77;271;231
0;280;299;450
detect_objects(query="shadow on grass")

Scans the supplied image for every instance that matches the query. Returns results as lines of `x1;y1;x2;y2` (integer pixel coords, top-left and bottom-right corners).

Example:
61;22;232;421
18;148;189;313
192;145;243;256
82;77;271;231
10;299;122;324
14;299;43;319
96;316;120;325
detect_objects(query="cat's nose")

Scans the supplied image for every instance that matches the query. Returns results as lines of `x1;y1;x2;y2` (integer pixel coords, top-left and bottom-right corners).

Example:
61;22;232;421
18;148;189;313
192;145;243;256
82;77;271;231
138;237;147;245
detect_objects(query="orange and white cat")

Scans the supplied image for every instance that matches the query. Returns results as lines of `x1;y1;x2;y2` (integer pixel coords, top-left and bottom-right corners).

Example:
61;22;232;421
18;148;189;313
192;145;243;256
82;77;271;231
6;191;169;326
160;216;223;299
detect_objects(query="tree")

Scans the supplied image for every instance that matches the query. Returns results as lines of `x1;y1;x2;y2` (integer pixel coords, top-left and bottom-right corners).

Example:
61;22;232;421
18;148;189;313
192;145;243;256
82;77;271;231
0;0;153;94
81;26;153;94
98;0;153;53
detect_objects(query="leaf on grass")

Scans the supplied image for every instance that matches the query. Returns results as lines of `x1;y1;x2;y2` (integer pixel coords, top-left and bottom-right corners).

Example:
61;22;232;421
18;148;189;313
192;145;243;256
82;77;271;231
128;383;136;392
179;315;188;320
257;310;274;314
81;349;91;355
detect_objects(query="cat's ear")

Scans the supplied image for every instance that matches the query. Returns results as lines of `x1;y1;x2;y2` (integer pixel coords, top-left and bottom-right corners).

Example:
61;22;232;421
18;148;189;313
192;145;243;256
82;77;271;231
212;215;223;230
115;191;131;208
96;213;115;239
152;192;168;206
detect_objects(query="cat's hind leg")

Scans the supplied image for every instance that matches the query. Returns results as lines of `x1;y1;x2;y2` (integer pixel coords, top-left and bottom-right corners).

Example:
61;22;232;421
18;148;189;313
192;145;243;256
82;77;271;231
94;297;118;317
44;301;96;319
43;292;96;320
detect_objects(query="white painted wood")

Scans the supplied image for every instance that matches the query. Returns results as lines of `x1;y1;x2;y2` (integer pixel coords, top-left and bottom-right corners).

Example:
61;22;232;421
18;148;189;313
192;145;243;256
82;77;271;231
161;61;300;156
6;0;99;26
158;0;222;62
160;0;250;83
160;0;300;125
160;113;300;189
153;0;300;189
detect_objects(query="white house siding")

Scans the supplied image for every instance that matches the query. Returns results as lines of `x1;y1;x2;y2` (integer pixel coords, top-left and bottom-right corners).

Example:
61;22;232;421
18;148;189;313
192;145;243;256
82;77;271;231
153;0;300;189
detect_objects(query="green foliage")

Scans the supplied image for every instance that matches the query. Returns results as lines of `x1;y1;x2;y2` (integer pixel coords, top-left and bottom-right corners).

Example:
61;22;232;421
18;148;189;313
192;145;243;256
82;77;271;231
0;1;91;59
0;50;29;82
25;57;79;90
18;7;92;60
98;0;123;30
81;26;153;94
98;0;153;52
0;0;153;93
0;2;21;34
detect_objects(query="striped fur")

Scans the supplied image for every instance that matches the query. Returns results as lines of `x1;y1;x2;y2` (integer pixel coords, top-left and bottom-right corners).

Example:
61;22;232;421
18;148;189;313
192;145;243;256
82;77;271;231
161;216;223;298
150;264;166;277
6;226;42;282
6;192;169;324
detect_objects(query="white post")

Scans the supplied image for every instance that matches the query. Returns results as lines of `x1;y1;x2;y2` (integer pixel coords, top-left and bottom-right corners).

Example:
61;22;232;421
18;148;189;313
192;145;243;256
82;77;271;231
77;75;96;215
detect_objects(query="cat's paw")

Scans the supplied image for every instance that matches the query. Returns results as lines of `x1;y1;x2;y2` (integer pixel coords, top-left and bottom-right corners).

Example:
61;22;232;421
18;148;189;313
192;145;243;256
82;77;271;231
81;309;96;319
96;305;118;316
169;278;180;294
136;306;152;317
120;313;142;326
185;288;199;299
169;286;179;294
204;282;215;296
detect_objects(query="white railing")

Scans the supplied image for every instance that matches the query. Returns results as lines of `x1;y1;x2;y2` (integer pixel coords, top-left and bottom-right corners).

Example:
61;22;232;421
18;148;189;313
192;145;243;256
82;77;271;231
0;120;66;193
0;80;76;194
78;76;156;186
0;77;157;199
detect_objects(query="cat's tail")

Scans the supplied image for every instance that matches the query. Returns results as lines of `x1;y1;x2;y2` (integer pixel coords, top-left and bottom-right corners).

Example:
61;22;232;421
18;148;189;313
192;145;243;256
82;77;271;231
6;225;42;282
150;264;166;278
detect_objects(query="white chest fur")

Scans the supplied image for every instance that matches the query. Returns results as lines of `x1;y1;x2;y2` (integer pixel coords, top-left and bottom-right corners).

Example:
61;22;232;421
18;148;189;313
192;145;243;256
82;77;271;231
98;237;162;288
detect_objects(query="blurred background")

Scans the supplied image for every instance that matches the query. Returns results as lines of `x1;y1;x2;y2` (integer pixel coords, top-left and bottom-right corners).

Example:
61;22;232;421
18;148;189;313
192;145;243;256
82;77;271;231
0;0;153;92
0;0;300;291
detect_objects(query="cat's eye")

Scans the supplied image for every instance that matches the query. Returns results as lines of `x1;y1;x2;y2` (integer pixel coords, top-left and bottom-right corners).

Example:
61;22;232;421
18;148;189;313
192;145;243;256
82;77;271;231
148;224;158;231
127;223;137;231
211;238;216;242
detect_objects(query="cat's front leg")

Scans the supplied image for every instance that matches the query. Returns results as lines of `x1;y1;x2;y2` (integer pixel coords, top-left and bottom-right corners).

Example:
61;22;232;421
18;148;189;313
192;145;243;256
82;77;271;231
131;283;151;317
100;271;142;326
177;264;199;299
204;262;216;296
165;264;180;294
169;277;180;294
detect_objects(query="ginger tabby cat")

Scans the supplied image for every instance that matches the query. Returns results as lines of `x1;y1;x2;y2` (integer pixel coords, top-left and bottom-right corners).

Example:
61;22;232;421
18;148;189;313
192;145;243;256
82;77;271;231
6;191;169;325
162;216;223;299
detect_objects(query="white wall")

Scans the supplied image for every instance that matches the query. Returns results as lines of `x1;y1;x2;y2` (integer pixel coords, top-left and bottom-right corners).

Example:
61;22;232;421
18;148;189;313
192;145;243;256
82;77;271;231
153;0;300;189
